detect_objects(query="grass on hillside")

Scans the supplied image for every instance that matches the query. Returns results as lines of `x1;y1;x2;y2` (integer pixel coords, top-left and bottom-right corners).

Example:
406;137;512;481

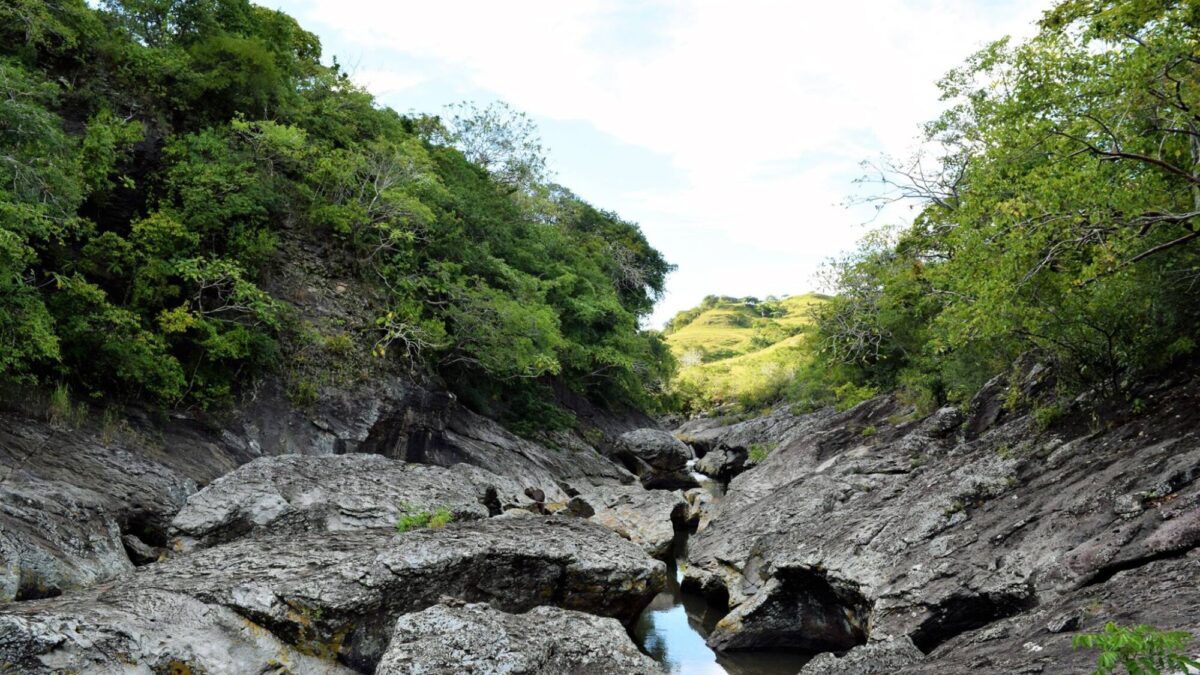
664;294;828;412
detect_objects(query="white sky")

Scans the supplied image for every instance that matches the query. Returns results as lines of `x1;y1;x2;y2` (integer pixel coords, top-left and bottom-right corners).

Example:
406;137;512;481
273;0;1051;326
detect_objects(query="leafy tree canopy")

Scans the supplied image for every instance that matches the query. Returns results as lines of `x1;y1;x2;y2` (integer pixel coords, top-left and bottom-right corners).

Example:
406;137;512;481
0;0;675;422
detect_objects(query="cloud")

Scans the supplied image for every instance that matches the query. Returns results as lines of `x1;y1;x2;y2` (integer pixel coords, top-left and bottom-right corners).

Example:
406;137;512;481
283;0;1051;324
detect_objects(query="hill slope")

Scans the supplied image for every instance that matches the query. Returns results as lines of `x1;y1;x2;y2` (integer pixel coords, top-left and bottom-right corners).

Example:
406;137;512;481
663;294;827;411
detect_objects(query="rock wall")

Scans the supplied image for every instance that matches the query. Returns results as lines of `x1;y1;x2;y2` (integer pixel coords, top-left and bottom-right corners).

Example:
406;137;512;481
681;369;1200;671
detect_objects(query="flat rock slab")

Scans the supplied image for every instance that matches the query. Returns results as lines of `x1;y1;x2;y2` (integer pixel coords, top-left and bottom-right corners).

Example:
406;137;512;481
1;517;666;672
169;453;530;550
377;602;663;674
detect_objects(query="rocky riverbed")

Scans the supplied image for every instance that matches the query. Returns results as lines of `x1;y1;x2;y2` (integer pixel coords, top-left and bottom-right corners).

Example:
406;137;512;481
2;365;1198;673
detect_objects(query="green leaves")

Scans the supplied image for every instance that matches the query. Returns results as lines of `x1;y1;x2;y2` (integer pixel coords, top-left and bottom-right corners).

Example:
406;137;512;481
1073;622;1199;675
815;0;1200;408
0;0;674;421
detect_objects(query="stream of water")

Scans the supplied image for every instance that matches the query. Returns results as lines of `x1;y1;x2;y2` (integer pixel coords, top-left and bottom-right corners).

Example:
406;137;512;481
632;473;814;675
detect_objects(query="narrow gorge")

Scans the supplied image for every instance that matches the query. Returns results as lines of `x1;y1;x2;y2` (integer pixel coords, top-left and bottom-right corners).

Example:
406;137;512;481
3;0;1200;673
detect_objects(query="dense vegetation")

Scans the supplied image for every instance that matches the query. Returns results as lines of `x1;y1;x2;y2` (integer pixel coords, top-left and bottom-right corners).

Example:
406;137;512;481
805;0;1200;413
663;294;827;412
0;0;674;423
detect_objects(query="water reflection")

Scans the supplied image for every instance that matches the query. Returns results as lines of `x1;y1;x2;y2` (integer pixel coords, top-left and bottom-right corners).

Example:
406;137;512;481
633;536;813;674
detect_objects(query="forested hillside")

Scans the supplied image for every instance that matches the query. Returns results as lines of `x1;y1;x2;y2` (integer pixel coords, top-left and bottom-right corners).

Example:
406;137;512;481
0;0;674;424
799;0;1200;415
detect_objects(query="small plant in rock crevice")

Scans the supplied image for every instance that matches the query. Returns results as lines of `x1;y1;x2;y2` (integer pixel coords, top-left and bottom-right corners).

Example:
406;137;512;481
748;441;778;463
1072;622;1198;675
396;506;455;533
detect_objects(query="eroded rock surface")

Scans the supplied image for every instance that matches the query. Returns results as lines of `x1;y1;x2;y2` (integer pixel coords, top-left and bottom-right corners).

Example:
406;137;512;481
0;587;356;674
169;454;535;551
572;484;687;558
0;415;198;602
800;637;923;674
687;375;1200;656
2;517;665;672
694;444;749;483
377;602;664;674
900;555;1200;673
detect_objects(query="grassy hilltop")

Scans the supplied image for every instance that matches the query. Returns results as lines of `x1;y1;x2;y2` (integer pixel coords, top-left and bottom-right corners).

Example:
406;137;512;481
663;294;828;412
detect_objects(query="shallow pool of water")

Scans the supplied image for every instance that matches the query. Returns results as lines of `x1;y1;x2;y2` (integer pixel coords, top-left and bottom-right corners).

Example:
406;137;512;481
632;473;814;674
633;555;813;675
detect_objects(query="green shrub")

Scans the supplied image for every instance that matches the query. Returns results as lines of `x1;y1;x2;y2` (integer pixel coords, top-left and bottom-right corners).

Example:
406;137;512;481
1034;403;1066;432
748;441;777;463
1072;622;1198;675
396;506;454;533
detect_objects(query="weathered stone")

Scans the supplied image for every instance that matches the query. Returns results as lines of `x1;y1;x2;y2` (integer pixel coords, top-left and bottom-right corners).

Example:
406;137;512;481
0;587;356;674
120;533;162;565
800;637;924;674
684;487;717;532
2;517;666;672
706;571;870;653
686;377;1200;655
0;415;198;602
169;454;529;551
694;444;748;482
898;556;1200;674
573;484;687;558
376;603;663;674
616;429;697;489
359;393;639;494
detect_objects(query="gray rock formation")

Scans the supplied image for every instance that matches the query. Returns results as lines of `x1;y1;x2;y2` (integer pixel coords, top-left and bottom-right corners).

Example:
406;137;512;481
376;602;664;674
694;444;748;482
683;486;718;532
676;406;814;459
0;372;643;602
169;454;535;551
1;517;666;672
900;555;1200;673
0;586;357;674
616;428;697;489
0;415;198;602
356;391;638;494
686;375;1200;658
572;484;687;558
800;637;923;674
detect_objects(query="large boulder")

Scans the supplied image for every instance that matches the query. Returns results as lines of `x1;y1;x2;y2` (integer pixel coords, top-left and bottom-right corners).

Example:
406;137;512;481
1;517;666;672
169;454;535;551
376;602;663;674
571;484;687;559
686;377;1200;655
694;444;749;482
616;429;697;489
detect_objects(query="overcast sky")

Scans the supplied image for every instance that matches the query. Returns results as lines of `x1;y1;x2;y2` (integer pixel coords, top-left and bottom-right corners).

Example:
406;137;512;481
272;0;1051;326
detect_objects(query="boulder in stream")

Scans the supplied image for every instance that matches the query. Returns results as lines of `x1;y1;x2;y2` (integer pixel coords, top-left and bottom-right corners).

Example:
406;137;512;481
616;429;697;489
572;484;687;558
